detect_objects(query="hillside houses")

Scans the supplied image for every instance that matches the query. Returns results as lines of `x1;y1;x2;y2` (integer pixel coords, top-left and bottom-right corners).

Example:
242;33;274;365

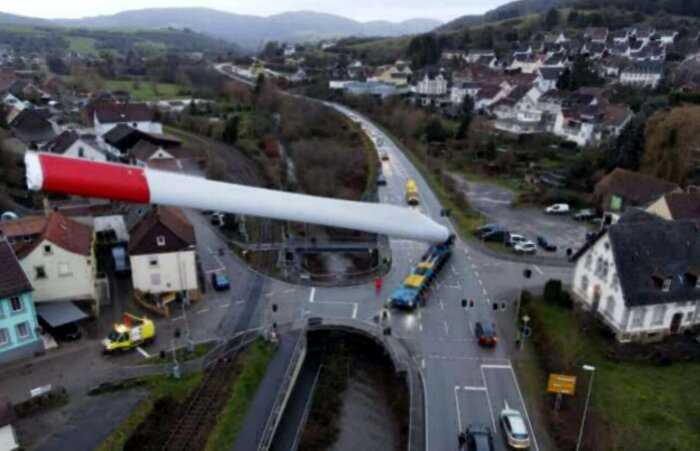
619;61;664;88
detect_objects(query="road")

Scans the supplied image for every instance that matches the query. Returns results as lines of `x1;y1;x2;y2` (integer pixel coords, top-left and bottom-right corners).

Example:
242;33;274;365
214;64;573;450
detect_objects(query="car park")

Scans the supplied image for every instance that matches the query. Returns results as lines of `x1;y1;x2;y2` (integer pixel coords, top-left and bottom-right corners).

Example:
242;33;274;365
211;272;231;291
536;236;557;252
545;203;570;214
573;209;596;221
513;241;537;255
475;321;498;347
499;403;531;449
463;424;495;451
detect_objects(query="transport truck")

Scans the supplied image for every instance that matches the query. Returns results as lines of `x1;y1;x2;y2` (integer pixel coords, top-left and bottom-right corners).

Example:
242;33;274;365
405;179;419;205
102;313;155;354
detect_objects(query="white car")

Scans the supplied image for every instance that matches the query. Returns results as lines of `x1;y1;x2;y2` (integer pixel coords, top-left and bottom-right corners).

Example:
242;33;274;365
500;403;531;449
545;203;570;214
508;233;528;247
514;241;537;255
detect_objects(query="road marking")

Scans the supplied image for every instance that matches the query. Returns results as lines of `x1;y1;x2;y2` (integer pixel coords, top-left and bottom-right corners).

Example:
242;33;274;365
136;347;150;358
471;263;477;269
463;385;487;391
282;288;295;294
235;300;245;305
205;267;225;274
454;386;463;433
533;265;544;275
220;303;230;308
196;308;210;314
170;315;184;322
482;287;488;296
443;321;449;335
481;363;513;369
508;365;541;451
474;271;480;277
439;300;445;311
480;366;498;431
352;303;358;319
309;287;316;303
451;266;458;276
419;322;423;332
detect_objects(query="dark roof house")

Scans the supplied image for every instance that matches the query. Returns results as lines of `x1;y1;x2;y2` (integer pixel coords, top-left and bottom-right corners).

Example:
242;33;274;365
9;109;56;146
0;239;32;299
93;102;154;125
594;168;680;212
129;207;196;256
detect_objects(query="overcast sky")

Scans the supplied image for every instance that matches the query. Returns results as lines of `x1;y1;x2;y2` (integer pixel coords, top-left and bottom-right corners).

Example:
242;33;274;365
3;0;513;22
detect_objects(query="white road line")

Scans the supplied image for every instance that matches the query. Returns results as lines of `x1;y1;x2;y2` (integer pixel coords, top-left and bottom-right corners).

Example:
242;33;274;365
477;278;484;286
282;288;295;294
481;363;513;369
309;287;316;303
480;366;498;431
235;300;245;305
454;386;463;433
352;303;358;319
196;308;210;314
136;346;150;358
509;366;541;451
219;303;230;308
451;266;458;276
444;321;449;335
205;267;225;274
170;315;184;322
419;322;423;332
533;265;544;275
474;271;480;277
482;288;488;296
439;300;445;311
463;386;487;391
421;358;426;369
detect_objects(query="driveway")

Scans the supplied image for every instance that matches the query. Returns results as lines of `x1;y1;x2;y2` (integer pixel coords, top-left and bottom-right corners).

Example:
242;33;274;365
463;179;591;259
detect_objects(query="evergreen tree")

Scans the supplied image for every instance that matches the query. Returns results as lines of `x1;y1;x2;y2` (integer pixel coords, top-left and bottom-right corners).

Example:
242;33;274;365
544;8;560;30
222;115;240;145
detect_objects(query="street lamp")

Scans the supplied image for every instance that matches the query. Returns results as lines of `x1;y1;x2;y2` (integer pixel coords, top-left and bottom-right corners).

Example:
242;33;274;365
575;364;596;451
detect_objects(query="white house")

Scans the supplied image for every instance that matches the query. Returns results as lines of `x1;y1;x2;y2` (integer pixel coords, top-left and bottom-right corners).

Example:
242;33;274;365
415;71;448;96
0;212;98;311
535;67;563;92
93;103;162;137
571;214;700;342
466;49;496;64
509;54;543;74
450;82;480;104
128;207;198;296
41;130;107;162
619;61;663;89
657;30;679;46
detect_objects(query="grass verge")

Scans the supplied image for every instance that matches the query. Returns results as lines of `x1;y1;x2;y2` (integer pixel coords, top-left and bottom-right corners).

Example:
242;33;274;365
522;297;700;451
104;79;188;101
137;341;215;365
203;339;276;451
95;372;203;451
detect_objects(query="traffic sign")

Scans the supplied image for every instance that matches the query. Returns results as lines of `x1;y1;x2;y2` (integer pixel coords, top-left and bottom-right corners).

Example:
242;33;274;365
547;373;577;396
522;326;532;338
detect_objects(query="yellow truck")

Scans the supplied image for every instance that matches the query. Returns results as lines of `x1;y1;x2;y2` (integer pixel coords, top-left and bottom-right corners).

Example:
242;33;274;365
102;313;155;354
405;179;419;205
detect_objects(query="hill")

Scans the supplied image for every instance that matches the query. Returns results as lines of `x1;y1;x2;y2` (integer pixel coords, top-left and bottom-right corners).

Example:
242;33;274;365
26;8;442;50
438;0;567;32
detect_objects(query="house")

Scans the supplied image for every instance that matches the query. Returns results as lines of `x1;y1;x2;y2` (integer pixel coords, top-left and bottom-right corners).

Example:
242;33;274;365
509;53;543;74
647;192;700;225
611;30;630;45
128;207;198;297
535;67;564;92
442;50;467;61
494;86;545;135
599;104;633;139
9;109;56;147
582;42;606;60
41;131;107;162
415;69;448;96
474;84;505;111
656;30;678;46
630;43;665;62
542;53;567;68
344;81;405;98
593;168;680;217
635;28;656;46
450;82;480;104
0;212;99;316
102;124;181;159
93;102;162;137
368;61;412;87
571;214;700;342
598;57;625;78
0;239;42;364
585;27;609;44
283;45;297;57
619;61;663;89
552;105;601;146
465;49;496;64
545;32;569;45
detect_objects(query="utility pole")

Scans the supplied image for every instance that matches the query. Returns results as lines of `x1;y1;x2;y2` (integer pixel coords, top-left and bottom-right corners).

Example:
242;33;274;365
575;365;597;451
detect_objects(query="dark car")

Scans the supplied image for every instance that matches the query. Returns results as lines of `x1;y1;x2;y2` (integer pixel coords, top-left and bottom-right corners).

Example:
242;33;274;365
39;319;82;342
537;236;557;252
463;424;495;451
377;174;387;186
475;322;498;347
573;209;596;221
211;272;231;291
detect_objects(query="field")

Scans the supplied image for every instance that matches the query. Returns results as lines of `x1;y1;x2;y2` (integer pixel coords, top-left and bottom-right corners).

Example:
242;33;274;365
67;36;98;54
104;79;188;101
522;297;700;451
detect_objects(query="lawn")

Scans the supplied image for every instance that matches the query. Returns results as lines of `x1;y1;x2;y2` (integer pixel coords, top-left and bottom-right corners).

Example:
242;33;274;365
104;79;187;101
523;297;700;451
204;339;276;451
67;36;98;55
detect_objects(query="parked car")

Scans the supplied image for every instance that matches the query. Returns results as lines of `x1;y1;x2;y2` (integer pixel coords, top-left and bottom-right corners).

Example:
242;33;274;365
536;236;557;252
514;241;537;255
481;229;509;243
545;203;570;214
377;174;387;186
507;233;528;247
38;318;82;342
380;152;390;161
210;212;225;227
475;322;498;347
476;224;503;237
464;424;495;451
499;403;531;449
573;209;596;221
211;272;231;291
112;245;131;275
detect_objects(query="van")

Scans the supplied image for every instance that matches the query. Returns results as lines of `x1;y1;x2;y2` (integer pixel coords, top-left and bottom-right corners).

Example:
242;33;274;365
112;246;131;275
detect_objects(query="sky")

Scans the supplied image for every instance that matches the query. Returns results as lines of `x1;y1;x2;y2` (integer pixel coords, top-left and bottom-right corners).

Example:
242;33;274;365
2;0;513;23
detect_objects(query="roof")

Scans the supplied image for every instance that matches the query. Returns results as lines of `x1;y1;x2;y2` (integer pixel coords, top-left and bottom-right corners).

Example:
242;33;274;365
608;218;700;307
128;207;195;255
9;108;56;144
602;104;633;127
622;61;664;75
41;130;79;154
0;239;32;298
659;192;700;222
594;168;680;209
586;27;608;40
0;213;93;258
94;102;154;124
538;67;564;80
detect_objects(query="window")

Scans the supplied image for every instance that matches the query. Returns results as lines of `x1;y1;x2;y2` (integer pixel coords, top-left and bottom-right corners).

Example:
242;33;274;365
602;261;610;280
580;275;589;293
611;273;619;291
595;257;603;276
10;297;23;313
605;296;615;316
662;278;672;292
16;322;29;339
631;308;646;328
652;304;667;326
687;312;694;323
43;244;52;255
150;273;161;286
149;256;159;267
35;266;47;279
156;235;166;247
0;329;8;346
584;254;592;269
58;262;71;277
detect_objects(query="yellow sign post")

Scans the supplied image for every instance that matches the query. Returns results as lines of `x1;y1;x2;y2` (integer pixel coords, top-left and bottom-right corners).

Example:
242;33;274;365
547;373;577;395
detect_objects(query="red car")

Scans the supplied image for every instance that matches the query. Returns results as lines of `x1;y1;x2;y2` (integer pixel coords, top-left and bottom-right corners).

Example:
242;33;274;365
475;322;498;347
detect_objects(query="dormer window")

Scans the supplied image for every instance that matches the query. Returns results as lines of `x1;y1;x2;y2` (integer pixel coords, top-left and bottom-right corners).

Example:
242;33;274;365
662;278;672;292
156;235;166;247
43;244;52;255
684;269;700;288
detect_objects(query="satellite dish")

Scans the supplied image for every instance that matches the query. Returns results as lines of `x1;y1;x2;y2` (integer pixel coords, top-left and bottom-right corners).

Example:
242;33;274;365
1;211;18;222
